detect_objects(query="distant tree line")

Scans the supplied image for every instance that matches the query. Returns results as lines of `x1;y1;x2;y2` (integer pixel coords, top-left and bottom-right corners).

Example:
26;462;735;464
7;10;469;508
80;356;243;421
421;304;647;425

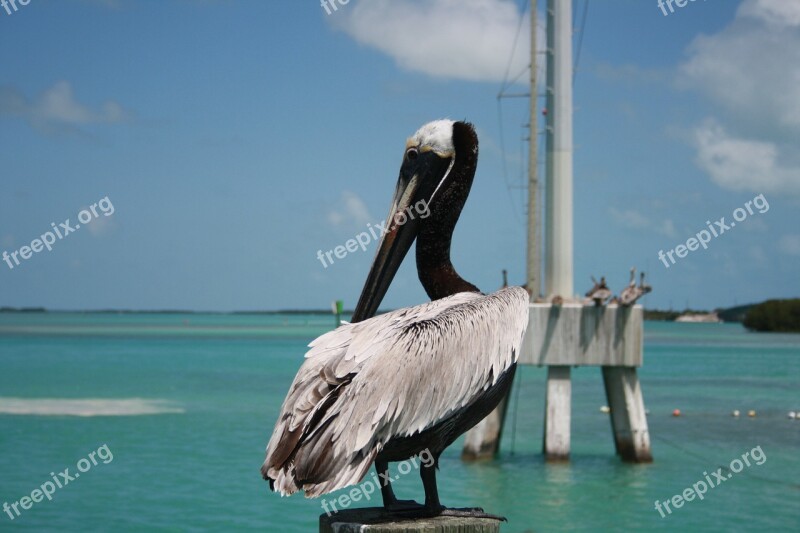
742;299;800;332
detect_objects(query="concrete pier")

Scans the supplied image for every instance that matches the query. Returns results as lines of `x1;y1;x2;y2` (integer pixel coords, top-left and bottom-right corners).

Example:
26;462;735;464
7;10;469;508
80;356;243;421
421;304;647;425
463;303;652;463
319;509;502;533
602;366;653;462
519;304;643;367
527;304;650;462
542;365;571;460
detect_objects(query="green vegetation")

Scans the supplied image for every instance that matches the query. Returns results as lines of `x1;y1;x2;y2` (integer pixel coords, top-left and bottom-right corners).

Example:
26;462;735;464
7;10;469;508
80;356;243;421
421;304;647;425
717;304;755;323
743;299;800;332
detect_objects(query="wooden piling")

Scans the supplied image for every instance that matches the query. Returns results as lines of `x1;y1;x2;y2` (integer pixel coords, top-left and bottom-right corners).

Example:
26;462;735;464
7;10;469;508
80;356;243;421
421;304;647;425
319;508;502;533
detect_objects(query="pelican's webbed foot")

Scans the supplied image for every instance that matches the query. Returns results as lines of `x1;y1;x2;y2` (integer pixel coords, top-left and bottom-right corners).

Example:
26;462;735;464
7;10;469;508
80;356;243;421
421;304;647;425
384;499;424;512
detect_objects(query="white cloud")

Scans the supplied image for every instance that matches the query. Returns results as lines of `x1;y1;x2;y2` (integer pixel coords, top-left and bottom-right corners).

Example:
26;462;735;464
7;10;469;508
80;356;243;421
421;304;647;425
331;0;536;83
327;191;374;227
678;0;800;132
693;120;800;195
0;81;128;135
677;0;800;196
739;0;800;28
779;234;800;256
658;219;677;239
609;207;650;229
85;216;117;237
609;208;678;239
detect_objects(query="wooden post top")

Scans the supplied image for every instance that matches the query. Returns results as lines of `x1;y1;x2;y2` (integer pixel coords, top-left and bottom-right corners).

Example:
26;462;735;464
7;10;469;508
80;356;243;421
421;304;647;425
319;508;503;533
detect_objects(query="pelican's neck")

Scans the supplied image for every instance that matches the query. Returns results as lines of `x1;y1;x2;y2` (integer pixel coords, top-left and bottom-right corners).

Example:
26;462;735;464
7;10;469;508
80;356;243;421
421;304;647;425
416;227;479;300
415;122;481;301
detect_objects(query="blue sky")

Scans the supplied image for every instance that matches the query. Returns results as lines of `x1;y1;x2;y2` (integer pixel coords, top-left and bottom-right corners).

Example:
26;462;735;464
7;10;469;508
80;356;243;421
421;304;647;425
0;0;798;311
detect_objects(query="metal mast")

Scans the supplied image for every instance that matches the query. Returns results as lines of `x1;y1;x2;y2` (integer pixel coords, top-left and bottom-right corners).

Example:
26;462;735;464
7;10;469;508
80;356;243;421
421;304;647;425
526;0;540;298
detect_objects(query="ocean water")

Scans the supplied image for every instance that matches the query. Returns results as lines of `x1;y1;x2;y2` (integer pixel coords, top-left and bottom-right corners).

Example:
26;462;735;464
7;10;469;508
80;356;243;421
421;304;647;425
0;314;798;532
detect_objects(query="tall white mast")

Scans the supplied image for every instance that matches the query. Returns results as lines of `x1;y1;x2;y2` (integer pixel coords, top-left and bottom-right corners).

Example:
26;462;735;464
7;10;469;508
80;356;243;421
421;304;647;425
544;0;573;298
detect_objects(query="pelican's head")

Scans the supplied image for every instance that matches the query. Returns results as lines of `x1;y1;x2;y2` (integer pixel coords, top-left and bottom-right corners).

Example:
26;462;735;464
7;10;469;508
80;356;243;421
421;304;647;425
351;119;478;322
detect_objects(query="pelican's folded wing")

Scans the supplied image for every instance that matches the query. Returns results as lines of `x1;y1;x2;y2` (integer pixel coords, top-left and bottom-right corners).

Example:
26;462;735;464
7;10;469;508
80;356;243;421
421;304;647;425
262;286;529;498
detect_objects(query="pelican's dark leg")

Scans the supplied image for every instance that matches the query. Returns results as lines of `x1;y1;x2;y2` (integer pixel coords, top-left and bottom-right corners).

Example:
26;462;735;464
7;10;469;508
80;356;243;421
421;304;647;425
376;459;421;512
420;454;443;513
419;455;507;521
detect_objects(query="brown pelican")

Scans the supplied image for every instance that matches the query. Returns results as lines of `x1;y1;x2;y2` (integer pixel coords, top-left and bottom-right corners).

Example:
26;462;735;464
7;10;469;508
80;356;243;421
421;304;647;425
639;271;652;296
261;120;529;519
618;267;636;305
585;276;611;306
619;268;652;306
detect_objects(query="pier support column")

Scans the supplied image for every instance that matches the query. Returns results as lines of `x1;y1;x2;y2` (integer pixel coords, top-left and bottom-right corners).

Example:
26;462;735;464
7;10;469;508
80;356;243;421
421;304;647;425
602;366;652;463
320;508;501;533
461;389;511;461
542;365;571;461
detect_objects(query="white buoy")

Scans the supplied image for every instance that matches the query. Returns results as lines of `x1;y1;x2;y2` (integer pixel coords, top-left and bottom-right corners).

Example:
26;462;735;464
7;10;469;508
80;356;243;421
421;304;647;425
732;410;740;417
788;411;797;420
600;405;611;413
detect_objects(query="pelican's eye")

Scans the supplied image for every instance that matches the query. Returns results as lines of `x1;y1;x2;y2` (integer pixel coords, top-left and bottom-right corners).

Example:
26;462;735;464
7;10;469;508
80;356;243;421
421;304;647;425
406;147;419;161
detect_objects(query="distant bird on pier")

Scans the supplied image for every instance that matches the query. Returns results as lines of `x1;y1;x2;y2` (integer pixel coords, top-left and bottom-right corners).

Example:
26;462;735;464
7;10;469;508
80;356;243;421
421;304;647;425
619;267;637;305
586;276;612;306
619;268;652;306
262;120;529;520
638;271;652;296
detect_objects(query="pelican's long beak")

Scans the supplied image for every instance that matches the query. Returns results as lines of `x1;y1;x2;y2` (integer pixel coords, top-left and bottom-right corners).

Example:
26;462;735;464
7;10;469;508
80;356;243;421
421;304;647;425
350;150;453;322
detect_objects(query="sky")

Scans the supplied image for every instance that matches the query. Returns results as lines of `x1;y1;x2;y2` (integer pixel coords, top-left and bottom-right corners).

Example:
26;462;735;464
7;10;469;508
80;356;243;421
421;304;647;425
0;0;798;312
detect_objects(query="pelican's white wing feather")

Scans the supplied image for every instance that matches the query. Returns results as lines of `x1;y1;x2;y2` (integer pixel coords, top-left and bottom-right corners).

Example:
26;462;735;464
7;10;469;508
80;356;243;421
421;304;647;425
262;286;529;497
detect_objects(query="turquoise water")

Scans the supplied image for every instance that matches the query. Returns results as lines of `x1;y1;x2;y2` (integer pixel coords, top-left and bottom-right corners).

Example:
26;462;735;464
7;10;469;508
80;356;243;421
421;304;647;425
0;314;798;532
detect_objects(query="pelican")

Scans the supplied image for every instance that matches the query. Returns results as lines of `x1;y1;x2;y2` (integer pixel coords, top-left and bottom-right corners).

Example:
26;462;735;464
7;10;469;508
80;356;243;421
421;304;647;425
618;267;636;305
261;120;529;519
585;276;611;306
619;268;652;306
638;271;652;296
